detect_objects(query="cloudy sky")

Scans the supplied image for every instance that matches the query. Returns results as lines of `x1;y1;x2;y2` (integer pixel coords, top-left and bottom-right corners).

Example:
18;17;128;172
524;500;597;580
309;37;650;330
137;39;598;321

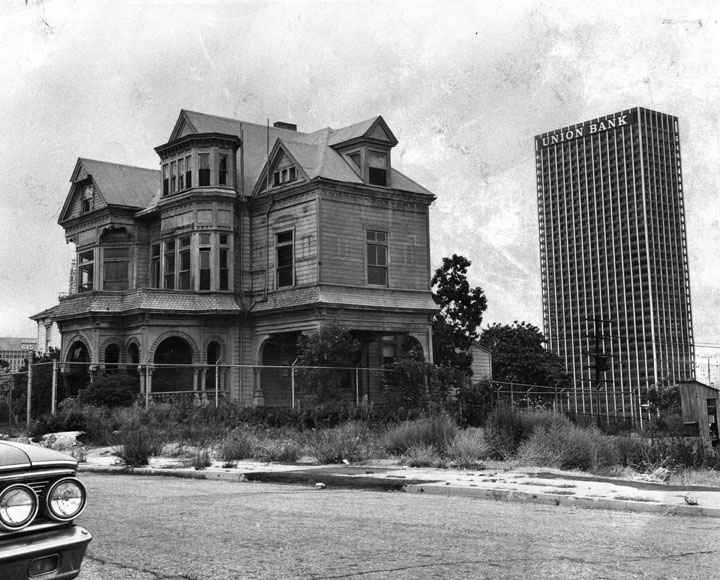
2;0;720;352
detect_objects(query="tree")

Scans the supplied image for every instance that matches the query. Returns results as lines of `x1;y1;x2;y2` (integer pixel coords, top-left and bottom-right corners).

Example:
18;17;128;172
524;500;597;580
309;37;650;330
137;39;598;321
479;321;567;387
295;324;362;405
431;254;487;370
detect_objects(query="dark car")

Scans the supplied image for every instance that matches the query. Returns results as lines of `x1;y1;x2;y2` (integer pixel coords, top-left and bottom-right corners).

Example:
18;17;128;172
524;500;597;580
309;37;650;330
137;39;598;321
0;440;90;579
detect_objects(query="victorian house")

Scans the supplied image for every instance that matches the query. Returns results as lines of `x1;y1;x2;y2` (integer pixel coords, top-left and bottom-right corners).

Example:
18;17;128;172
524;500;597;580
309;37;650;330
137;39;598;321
34;110;436;405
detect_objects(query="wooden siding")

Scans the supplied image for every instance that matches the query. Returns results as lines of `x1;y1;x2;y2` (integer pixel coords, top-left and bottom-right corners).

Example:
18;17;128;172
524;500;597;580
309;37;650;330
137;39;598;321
319;190;430;290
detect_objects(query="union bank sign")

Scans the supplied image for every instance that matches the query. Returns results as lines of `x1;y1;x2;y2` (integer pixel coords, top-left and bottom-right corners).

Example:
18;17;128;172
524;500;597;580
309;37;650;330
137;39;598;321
537;111;637;149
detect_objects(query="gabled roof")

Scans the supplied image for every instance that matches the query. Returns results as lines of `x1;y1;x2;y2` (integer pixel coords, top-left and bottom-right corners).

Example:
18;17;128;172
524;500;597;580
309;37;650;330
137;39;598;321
60;158;160;223
160;110;429;198
327;115;398;147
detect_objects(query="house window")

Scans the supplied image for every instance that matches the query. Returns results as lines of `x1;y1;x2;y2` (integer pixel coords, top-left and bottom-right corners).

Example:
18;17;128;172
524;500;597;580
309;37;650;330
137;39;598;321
219;234;229;291
185;155;192;188
178;158;185;190
198;153;210;186
199;233;211;290
151;243;160;288
164;240;175;289
178;236;191;289
367;230;388;285
103;246;129;290
272;165;298;187
78;250;94;292
219;153;228;186
276;230;294;288
170;161;177;193
81;185;94;213
368;151;388;186
347;152;361;172
162;164;169;196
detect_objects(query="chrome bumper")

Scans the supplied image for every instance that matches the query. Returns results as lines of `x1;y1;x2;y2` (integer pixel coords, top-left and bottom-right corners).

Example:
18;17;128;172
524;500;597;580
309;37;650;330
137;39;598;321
0;525;91;579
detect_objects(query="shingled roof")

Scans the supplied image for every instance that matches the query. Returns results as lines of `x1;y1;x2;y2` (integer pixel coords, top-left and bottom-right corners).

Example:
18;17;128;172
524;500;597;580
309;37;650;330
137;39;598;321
172;110;430;197
72;158;159;208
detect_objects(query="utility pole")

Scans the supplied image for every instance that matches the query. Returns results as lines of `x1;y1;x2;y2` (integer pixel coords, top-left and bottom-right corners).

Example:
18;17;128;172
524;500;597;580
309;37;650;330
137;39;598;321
584;317;613;422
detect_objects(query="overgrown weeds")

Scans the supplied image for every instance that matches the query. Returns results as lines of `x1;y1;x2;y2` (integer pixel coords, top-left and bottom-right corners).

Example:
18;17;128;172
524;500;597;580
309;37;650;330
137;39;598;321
383;412;457;455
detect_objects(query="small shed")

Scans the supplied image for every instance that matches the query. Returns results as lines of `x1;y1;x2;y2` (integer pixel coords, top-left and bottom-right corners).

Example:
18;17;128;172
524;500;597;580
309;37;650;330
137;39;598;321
469;344;492;382
678;380;720;446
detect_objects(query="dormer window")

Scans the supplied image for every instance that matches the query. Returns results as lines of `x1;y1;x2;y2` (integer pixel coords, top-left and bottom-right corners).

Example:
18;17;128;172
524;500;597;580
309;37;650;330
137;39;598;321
368;151;388;186
272;165;297;187
162;165;169;196
348;152;361;172
81;184;94;213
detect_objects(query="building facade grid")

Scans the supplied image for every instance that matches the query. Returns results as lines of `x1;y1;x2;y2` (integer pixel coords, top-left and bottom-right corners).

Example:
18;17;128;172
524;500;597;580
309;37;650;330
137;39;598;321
536;107;694;417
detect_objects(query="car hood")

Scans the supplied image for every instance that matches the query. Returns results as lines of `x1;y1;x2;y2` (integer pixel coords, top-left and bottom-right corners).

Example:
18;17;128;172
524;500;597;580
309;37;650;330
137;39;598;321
0;441;77;470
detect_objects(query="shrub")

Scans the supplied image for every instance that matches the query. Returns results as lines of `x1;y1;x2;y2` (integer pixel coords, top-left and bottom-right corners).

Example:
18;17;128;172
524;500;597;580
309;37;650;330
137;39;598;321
484;407;561;459
220;428;256;463
456;380;495;427
114;406;165;467
253;439;301;463
304;421;374;464
115;424;162;467
402;444;444;468
518;421;619;471
445;427;489;468
78;374;139;408
193;447;212;470
383;412;457;455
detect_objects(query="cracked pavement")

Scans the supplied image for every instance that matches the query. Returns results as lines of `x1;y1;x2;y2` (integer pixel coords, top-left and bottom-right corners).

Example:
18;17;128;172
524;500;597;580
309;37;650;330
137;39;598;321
76;473;720;579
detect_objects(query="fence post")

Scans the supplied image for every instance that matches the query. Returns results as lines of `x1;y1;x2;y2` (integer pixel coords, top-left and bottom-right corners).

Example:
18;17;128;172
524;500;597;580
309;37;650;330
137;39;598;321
26;354;34;429
355;367;360;407
144;365;150;410
290;363;296;409
215;364;219;408
51;360;58;416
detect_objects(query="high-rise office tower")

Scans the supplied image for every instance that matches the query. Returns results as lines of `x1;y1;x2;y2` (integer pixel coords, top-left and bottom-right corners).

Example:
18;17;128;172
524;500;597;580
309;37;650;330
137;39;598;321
535;107;694;419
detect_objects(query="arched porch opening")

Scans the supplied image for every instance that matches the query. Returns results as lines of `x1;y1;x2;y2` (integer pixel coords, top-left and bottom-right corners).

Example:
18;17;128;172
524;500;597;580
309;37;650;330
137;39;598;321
153;336;194;392
104;344;120;373
64;340;90;397
127;343;140;376
260;333;300;407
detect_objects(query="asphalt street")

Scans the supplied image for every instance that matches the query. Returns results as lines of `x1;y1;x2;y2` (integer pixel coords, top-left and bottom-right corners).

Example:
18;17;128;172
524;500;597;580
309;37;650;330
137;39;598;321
77;473;720;579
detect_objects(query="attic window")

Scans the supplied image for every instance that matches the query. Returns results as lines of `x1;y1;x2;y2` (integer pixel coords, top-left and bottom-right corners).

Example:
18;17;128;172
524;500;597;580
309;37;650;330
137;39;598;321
368;151;388;186
348;152;361;171
81;184;94;213
272;166;298;187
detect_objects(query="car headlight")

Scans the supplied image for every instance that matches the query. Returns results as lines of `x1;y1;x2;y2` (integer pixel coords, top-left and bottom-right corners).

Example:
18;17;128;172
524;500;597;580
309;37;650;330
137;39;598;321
46;478;87;522
0;484;38;530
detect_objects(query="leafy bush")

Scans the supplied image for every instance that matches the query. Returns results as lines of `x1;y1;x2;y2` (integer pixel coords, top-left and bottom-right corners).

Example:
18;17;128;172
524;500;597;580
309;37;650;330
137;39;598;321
78;374;139;408
114;406;165;467
484;407;561;459
253;438;301;463
518;419;619;471
383;412;457;455
402;444;444;467
456;380;495;427
220;427;256;463
193;447;212;470
115;424;163;467
445;427;489;467
304;421;375;464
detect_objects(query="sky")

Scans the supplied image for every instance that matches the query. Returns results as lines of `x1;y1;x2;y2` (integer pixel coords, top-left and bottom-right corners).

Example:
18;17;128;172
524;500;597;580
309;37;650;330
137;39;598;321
2;0;720;355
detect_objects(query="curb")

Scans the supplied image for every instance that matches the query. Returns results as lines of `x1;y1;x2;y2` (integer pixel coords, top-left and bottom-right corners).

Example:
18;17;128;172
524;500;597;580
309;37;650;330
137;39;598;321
79;464;720;518
404;483;720;518
79;464;248;482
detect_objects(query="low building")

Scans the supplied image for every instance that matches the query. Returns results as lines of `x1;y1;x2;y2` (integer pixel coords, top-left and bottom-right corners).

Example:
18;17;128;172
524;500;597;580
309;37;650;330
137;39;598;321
33;110;437;405
0;337;36;372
